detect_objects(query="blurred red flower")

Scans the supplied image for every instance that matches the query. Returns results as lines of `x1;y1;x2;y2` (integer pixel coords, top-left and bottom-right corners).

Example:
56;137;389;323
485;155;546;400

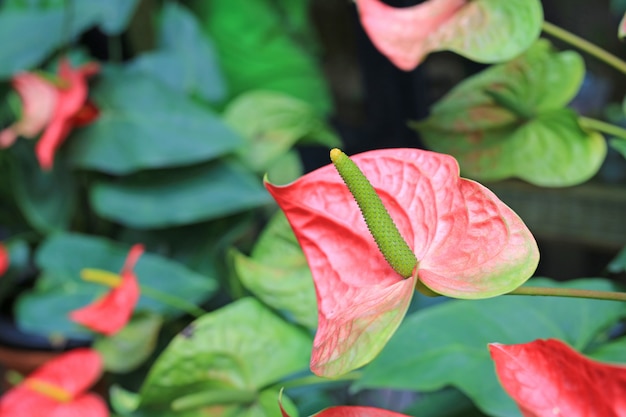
70;244;144;336
0;348;108;417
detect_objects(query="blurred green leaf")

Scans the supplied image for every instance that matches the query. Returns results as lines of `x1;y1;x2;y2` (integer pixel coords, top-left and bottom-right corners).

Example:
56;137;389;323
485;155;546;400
95;312;163;373
587;334;626;364
128;3;225;102
69;70;242;175
355;278;626;417
608;245;626;273
610;138;626;159
188;0;332;114
232;211;317;329
0;0;139;77
224;91;340;174
403;388;487;417
16;233;217;339
413;40;606;187
90;161;272;229
8;141;75;233
138;298;311;412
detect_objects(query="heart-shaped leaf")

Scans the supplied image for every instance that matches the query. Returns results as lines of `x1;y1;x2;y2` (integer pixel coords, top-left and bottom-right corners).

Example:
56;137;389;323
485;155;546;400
490;338;626;416
266;148;538;377
355;0;542;71
223;90;340;174
355;278;626;417
138;298;311;411
413;40;607;186
68;69;243;175
90;161;272;229
232;211;318;329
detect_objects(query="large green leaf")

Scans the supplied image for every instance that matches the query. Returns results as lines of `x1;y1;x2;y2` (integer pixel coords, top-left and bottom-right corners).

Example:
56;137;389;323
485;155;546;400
354;278;626;417
224;91;340;174
128;3;225;103
187;0;332;114
90;161;272;229
413;40;607;186
232;211;317;329
138;298;311;413
0;1;138;77
16;233;217;338
8;141;75;233
69;70;242;175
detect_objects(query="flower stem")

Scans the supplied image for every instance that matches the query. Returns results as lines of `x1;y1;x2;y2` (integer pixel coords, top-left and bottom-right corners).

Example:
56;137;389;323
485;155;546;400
507;286;626;302
541;21;626;75
579;116;626;140
139;286;206;318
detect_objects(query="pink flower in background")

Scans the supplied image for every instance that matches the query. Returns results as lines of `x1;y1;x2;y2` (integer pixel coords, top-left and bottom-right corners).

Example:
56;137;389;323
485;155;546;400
0;348;108;417
70;244;144;336
0;243;8;276
35;59;100;170
355;0;466;70
0;72;58;148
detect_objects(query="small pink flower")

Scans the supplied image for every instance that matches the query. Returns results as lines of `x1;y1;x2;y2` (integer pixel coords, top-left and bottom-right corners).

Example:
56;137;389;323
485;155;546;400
0;73;57;148
35;59;100;170
70;244;144;336
0;348;108;417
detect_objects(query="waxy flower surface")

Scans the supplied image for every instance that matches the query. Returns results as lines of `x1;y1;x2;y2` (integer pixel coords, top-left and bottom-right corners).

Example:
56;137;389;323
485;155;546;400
490;338;626;416
36;59;99;170
70;244;144;336
266;148;538;376
0;72;58;148
0;348;108;417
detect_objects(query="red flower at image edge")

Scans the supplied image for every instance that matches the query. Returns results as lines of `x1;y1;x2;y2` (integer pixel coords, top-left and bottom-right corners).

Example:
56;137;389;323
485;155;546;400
69;244;144;336
35;59;99;170
0;348;108;417
0;243;8;276
266;148;538;377
490;339;626;417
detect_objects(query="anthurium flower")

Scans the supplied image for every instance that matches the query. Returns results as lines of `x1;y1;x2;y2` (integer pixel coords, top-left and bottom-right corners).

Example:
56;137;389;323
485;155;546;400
0;72;58;148
70;244;144;336
35;59;100;170
0;242;8;276
0;348;108;417
355;0;542;71
279;390;410;417
265;148;538;377
489;338;626;416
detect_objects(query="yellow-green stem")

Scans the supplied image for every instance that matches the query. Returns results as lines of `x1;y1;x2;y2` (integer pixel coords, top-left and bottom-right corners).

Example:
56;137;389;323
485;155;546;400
579;116;626;141
542;21;626;75
507;286;626;302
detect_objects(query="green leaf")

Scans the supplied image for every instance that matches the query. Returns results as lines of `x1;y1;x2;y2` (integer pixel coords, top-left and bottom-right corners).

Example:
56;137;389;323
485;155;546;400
187;0;332;114
608;245;626;273
8;141;75;233
91;0;139;35
128;3;225;102
232;211;317;329
355;278;626;417
138;298;311;409
610;138;626;159
224;91;340;174
90;161;272;229
69;69;243;175
15;232;217;339
94;312;163;373
414;40;607;187
587;335;626;364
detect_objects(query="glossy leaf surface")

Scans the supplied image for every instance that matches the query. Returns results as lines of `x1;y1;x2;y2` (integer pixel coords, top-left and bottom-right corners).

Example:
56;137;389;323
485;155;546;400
90;161;272;229
233;211;318;329
414;40;606;186
69;70;242;175
490;338;626;417
138;298;311;412
266;148;538;377
356;0;542;70
356;278;626;417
